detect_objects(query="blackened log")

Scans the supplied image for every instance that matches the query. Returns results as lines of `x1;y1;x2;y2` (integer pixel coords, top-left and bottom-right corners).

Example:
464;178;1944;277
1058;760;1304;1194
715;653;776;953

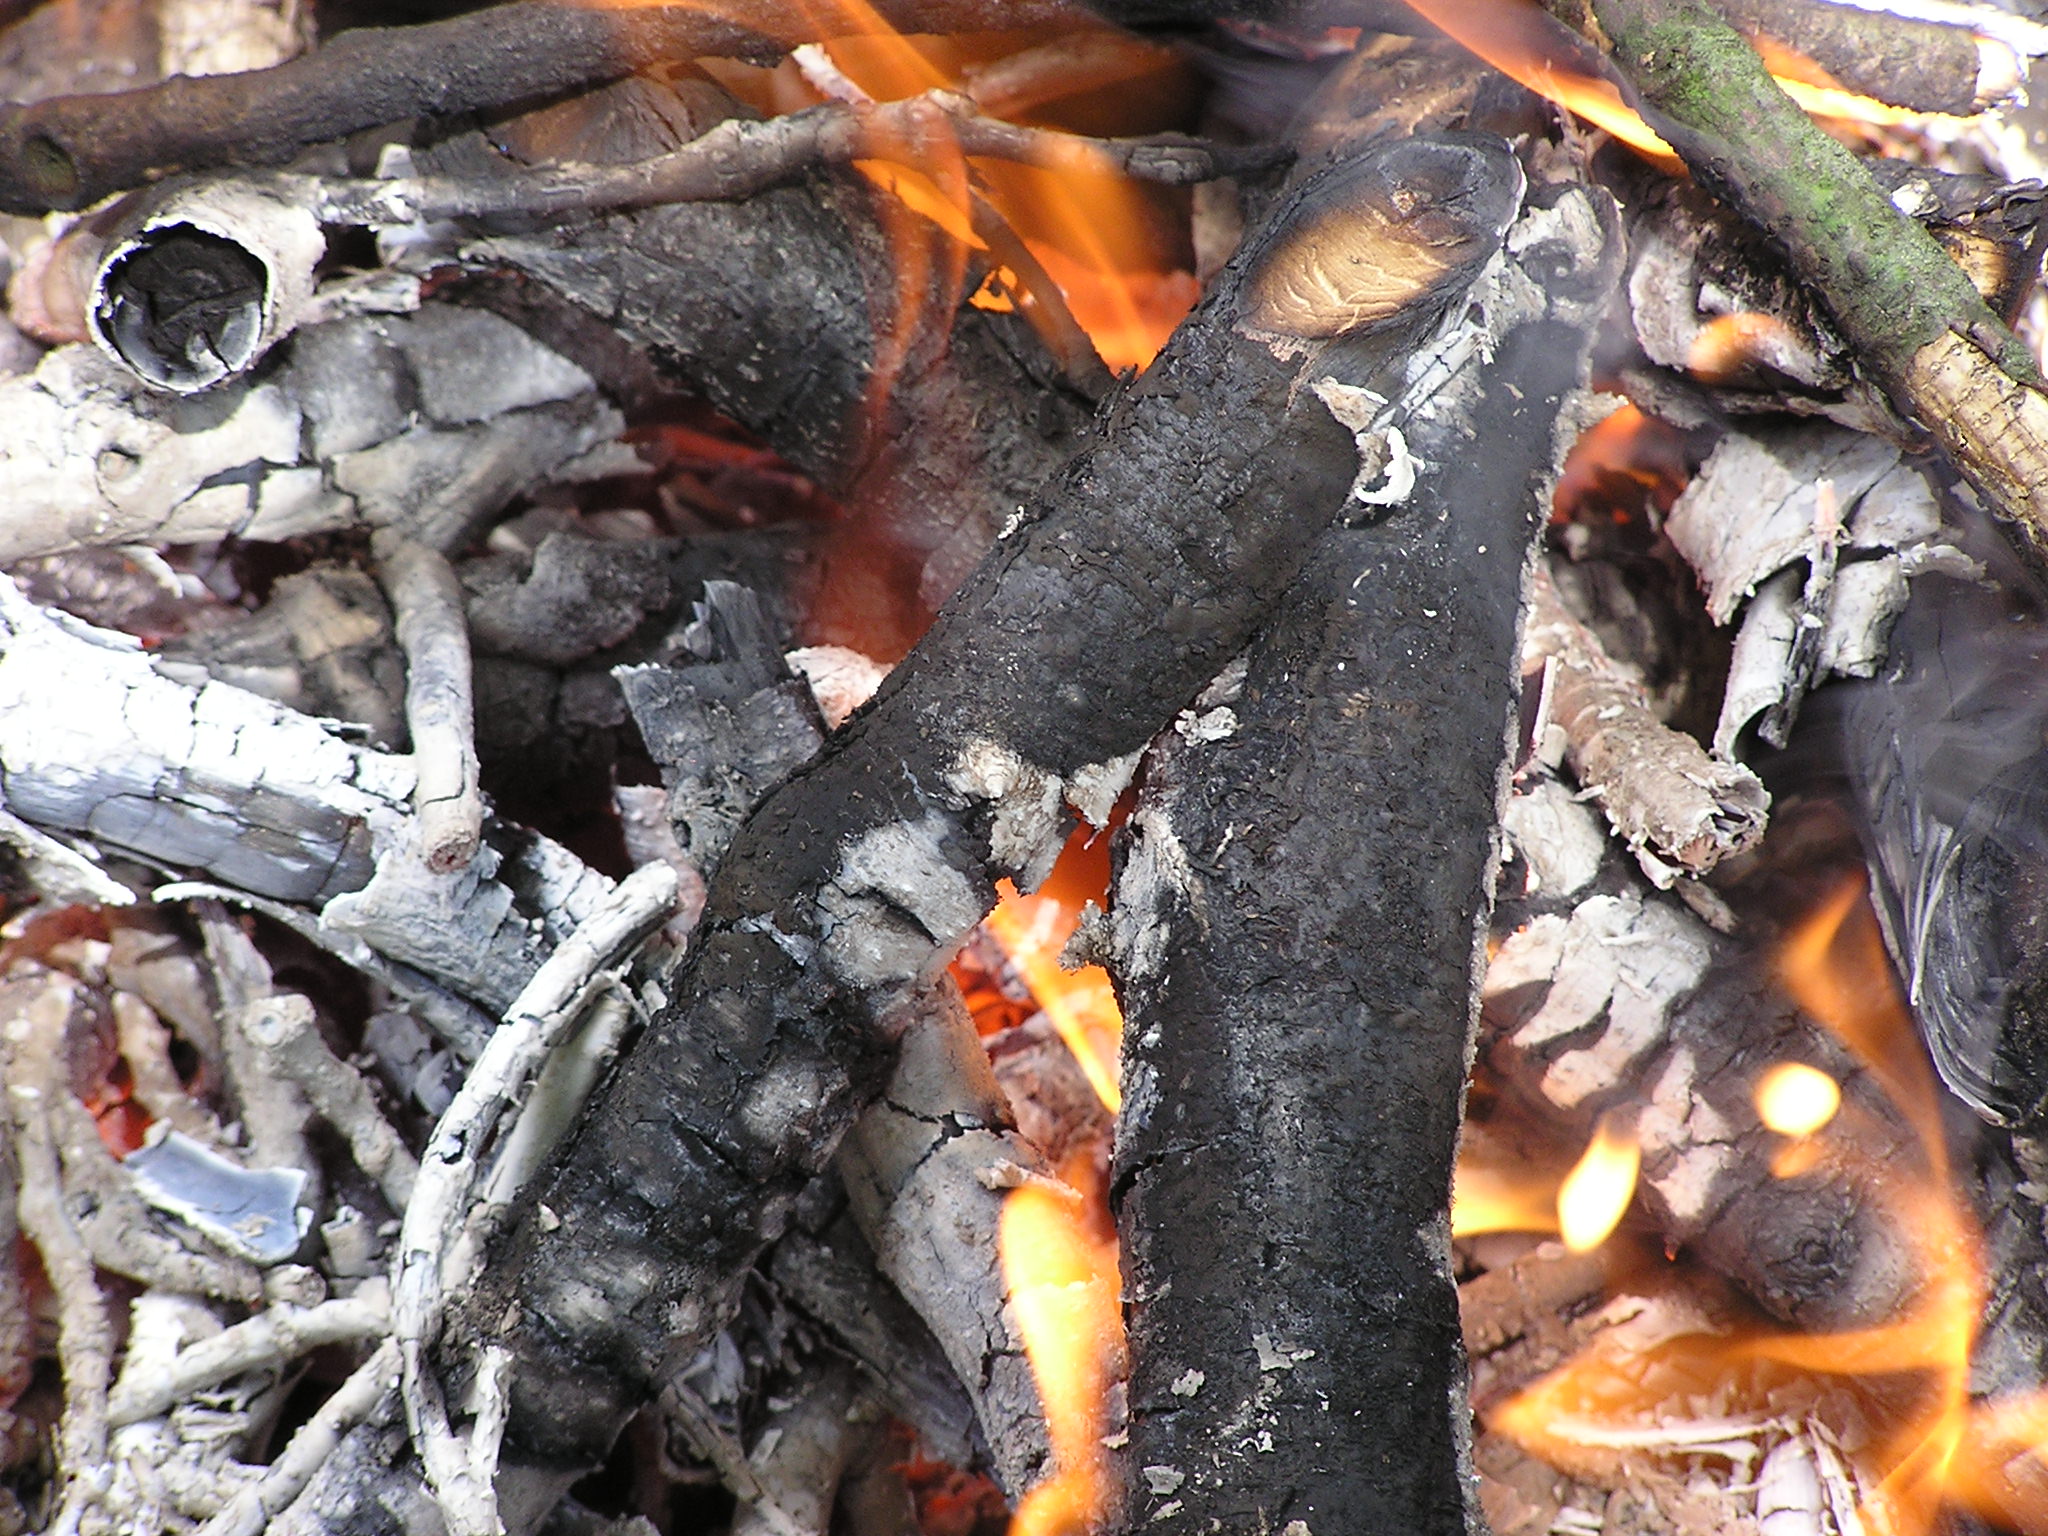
1832;521;2048;1128
466;171;1099;655
1108;172;1620;1536
444;130;1528;1477
0;0;1081;213
1486;789;1924;1329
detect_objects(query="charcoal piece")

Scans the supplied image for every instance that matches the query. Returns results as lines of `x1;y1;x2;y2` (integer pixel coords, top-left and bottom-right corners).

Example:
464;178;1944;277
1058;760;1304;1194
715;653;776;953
464;531;676;668
1835;537;2048;1126
617;581;827;873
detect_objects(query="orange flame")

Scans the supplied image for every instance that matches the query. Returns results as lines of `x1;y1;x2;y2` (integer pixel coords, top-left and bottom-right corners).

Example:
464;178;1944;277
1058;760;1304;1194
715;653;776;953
748;3;1193;374
1451;1155;1561;1238
1002;1181;1123;1536
1394;0;1678;161
982;824;1124;1111
1490;874;2048;1535
1556;1115;1640;1254
1394;0;1964;166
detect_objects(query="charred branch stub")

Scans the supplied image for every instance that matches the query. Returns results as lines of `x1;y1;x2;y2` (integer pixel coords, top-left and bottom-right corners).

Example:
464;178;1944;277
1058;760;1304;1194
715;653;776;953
1112;167;1620;1535
444;131;1531;1481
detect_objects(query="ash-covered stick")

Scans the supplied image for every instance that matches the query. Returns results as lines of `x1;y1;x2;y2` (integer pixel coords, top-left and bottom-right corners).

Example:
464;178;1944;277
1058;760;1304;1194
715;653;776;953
0;308;618;567
375;530;483;877
1109;170;1620;1536
197;1339;402;1536
445;130;1531;1479
1526;559;1770;884
836;981;1060;1496
0;577;621;1017
109;1282;392;1427
394;865;677;1536
1487;794;1923;1329
727;1360;862;1536
246;94;1280;231
0;0;1081;214
5;983;115;1530
243;992;420;1211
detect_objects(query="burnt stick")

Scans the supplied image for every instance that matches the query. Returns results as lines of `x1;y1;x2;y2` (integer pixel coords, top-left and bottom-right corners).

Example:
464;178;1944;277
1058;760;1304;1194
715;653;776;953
1108;174;1621;1536
0;0;1081;214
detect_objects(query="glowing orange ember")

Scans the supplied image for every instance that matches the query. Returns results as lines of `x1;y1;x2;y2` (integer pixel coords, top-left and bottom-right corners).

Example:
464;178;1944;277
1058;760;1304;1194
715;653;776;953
1755;1061;1842;1138
1686;311;1805;385
1001;1181;1124;1536
1555;1116;1640;1254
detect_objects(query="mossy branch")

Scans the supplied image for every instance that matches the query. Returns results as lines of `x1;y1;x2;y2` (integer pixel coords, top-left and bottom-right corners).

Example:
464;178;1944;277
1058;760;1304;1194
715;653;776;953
1588;0;2048;554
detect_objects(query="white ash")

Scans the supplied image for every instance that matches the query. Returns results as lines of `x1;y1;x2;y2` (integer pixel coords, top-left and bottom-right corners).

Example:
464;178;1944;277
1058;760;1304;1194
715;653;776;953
1502;776;1608;900
0;309;619;565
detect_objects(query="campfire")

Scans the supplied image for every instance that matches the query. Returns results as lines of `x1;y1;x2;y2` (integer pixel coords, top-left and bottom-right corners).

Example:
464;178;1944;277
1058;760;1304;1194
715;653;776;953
4;0;2048;1533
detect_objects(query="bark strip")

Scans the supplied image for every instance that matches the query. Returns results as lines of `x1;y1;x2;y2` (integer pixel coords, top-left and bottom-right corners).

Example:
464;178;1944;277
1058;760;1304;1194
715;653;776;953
1108;172;1621;1536
447;130;1529;1474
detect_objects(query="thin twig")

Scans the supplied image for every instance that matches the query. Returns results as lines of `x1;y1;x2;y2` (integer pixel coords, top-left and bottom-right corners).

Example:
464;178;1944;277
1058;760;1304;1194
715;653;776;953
196;1338;402;1536
394;863;677;1536
156;880;495;1060
109;1281;392;1426
245;986;420;1210
221;93;1281;233
5;980;114;1529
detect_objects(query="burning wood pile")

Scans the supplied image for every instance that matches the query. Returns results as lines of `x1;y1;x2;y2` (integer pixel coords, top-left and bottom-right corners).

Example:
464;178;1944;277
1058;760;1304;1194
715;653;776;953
5;0;2048;1532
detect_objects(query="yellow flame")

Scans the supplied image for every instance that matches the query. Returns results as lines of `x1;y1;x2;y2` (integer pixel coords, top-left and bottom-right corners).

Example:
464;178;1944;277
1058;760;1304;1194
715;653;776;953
1556;1116;1640;1253
1755;1062;1842;1138
1393;0;1678;160
1002;1182;1122;1536
1451;1155;1561;1238
984;879;1123;1112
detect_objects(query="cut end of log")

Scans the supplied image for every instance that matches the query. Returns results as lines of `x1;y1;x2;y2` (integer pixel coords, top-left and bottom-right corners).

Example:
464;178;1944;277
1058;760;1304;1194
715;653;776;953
1240;131;1523;340
87;181;324;393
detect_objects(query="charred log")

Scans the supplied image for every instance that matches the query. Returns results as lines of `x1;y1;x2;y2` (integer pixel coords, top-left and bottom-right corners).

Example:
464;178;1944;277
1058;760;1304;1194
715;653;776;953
1107;170;1619;1536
